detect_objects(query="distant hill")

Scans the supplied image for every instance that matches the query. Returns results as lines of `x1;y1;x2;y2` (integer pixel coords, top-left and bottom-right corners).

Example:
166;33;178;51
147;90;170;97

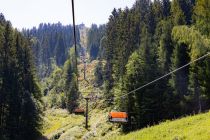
23;23;81;78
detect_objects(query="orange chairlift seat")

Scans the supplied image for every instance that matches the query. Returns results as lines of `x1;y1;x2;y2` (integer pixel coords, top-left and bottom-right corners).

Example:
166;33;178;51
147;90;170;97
108;112;128;123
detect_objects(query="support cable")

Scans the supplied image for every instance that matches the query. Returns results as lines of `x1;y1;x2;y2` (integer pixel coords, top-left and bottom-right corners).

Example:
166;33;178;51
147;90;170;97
113;52;210;100
71;0;79;88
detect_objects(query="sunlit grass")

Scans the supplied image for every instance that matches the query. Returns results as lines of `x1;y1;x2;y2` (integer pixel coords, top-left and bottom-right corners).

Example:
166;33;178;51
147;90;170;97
40;63;210;140
40;60;121;139
41;109;84;139
109;111;210;140
40;108;120;140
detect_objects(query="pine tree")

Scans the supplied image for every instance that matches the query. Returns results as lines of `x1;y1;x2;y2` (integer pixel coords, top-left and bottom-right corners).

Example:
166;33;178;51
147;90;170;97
194;0;210;37
64;60;78;113
0;17;5;139
171;0;186;25
154;19;178;119
124;26;164;128
94;60;104;87
162;0;171;18
0;18;42;140
55;33;66;66
190;20;210;110
103;8;119;100
156;19;173;73
169;42;190;115
1;22;15;139
198;58;210;110
172;25;210;113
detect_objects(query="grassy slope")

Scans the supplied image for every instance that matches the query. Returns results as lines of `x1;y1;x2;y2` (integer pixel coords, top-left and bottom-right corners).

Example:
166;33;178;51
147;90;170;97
40;49;210;140
42;108;210;140
110;111;210;140
41;109;86;139
42;27;209;140
40;60;121;140
41;59;210;140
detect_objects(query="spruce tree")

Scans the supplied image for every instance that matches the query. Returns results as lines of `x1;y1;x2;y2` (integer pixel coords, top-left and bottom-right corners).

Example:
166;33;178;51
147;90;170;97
64;60;78;113
162;0;171;18
55;34;66;66
0;19;42;140
194;0;210;37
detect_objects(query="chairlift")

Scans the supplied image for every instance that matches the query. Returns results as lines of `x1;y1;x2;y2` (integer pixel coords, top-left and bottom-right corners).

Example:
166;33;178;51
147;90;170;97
108;112;128;123
73;108;85;115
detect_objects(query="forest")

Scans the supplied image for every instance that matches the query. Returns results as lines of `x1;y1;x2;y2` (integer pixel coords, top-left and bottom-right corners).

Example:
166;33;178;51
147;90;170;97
0;14;42;139
22;23;80;78
100;0;210;130
1;0;210;139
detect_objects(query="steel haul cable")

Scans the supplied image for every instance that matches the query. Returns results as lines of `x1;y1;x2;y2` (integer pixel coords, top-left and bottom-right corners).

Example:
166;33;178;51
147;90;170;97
79;52;210;101
113;52;210;100
70;0;210;103
71;0;79;88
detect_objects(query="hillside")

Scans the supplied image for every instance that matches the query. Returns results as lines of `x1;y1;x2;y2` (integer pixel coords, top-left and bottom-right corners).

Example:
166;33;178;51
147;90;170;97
2;0;210;139
37;23;119;140
40;108;121;140
40;59;121;140
110;111;210;140
41;55;210;140
41;105;210;140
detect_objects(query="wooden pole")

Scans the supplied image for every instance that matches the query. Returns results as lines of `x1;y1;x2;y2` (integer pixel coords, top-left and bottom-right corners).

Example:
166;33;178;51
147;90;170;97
85;97;89;129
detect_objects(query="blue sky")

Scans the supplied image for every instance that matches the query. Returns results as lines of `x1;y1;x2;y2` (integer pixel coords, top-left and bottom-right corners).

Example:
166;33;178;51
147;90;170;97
0;0;136;29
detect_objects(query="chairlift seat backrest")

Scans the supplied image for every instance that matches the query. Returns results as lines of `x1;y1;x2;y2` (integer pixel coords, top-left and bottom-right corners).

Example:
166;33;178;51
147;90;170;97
108;112;128;123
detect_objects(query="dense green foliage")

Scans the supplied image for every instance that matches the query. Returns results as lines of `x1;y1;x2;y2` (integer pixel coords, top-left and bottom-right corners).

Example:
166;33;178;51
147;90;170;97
87;24;106;60
0;14;42;140
41;47;79;113
64;52;79;113
23;23;81;114
2;0;210;138
97;0;210;131
23;23;80;78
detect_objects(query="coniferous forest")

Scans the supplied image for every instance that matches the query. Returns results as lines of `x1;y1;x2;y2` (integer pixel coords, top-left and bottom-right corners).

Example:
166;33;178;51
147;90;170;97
1;0;210;139
0;14;42;139
100;0;210;130
22;23;80;78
